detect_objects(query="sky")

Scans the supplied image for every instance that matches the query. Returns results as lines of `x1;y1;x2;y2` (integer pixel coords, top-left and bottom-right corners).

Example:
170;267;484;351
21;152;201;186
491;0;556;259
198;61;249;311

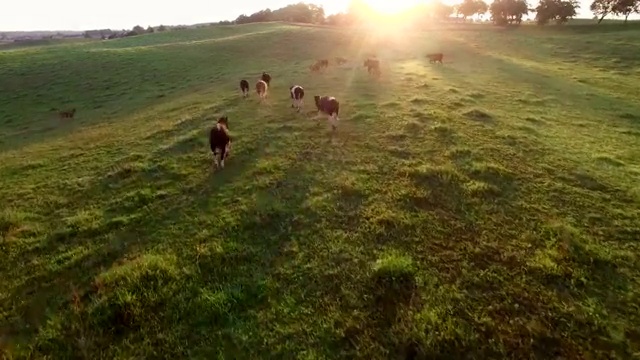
0;0;622;32
2;0;347;31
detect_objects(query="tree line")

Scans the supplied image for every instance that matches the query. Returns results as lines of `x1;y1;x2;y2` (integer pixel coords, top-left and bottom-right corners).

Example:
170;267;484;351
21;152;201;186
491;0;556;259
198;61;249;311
80;0;638;41
82;24;192;40
221;0;639;27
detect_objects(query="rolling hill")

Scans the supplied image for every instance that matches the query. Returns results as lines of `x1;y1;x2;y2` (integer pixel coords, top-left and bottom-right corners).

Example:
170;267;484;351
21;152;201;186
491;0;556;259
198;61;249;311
1;21;639;358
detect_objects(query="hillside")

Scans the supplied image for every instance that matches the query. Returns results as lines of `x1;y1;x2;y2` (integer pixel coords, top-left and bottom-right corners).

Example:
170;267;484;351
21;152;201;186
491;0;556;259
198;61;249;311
1;22;639;358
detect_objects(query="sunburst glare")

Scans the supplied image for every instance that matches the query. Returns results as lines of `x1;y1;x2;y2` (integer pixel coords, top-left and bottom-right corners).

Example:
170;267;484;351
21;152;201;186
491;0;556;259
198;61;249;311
363;0;426;14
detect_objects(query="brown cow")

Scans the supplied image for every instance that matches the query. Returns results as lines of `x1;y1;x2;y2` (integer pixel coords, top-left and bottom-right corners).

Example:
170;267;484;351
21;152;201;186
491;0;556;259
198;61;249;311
426;53;444;64
52;108;76;119
364;58;381;77
256;79;268;101
335;57;348;65
310;59;328;72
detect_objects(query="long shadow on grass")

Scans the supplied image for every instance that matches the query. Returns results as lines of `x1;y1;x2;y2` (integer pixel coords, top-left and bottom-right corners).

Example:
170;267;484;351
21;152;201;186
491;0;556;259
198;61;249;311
399;161;639;357
522;229;639;357
443;36;640;129
78;140;361;358
1;124;273;355
2;115;374;357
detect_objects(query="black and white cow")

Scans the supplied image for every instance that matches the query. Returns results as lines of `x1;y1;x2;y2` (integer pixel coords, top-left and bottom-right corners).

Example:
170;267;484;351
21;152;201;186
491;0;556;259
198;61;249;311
313;95;340;131
290;85;304;112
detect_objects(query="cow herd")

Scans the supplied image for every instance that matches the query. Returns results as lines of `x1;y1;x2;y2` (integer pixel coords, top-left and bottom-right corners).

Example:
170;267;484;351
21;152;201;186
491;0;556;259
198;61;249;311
209;53;443;170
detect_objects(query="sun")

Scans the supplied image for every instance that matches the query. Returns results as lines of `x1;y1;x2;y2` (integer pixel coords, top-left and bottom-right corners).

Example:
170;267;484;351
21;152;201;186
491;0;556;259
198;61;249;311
363;0;424;14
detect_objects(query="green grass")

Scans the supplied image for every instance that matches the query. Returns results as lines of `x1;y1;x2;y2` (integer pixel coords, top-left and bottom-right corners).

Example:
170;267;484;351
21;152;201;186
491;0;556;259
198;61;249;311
1;21;639;358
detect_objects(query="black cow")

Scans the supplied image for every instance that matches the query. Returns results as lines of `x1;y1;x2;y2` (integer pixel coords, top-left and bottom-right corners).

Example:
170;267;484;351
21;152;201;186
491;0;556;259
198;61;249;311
209;116;232;169
239;79;249;97
261;72;272;85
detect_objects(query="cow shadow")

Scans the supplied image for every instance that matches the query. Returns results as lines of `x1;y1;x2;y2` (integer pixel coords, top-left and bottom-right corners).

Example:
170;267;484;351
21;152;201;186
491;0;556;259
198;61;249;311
1;112;280;354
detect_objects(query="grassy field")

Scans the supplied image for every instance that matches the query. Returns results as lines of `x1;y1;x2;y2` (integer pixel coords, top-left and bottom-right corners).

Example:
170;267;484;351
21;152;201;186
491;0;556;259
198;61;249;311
1;21;639;358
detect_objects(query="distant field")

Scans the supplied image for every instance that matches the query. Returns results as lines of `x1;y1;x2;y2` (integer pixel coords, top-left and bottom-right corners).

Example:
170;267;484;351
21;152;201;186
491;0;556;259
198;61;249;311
1;22;639;358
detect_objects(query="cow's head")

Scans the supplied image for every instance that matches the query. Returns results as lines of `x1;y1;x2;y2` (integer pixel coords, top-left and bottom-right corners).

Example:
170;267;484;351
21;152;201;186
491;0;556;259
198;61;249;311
314;95;321;109
217;116;229;129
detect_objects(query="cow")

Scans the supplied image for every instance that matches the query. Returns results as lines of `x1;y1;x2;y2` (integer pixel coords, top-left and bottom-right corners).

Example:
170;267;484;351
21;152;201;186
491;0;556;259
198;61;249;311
426;53;444;64
290;85;304;112
314;95;340;131
239;79;249;97
256;79;268;101
52;108;76;119
261;72;272;86
310;59;328;72
209;116;232;169
335;57;348;65
364;58;381;77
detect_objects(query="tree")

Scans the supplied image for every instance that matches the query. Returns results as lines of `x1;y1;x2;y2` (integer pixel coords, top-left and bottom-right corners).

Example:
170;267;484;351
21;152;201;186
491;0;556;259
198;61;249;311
146;26;154;33
590;0;617;23
132;25;145;35
431;0;455;20
308;4;325;23
613;0;639;22
157;25;167;32
557;0;579;22
457;0;490;20
535;0;579;24
325;12;354;26
490;0;529;24
477;0;490;17
233;3;326;25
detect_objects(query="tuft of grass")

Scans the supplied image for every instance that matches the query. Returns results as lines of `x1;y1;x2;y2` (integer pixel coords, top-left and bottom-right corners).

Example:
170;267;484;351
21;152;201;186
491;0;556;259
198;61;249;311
594;154;626;167
462;108;494;122
463;179;502;198
0;210;39;241
372;250;417;280
371;250;418;305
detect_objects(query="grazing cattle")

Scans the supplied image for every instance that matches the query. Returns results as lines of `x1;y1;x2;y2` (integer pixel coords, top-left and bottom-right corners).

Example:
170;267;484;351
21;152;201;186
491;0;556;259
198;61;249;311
209;116;232;169
310;59;328;72
53;108;76;119
364;58;381;77
426;53;444;64
314;95;340;131
335;57;348;65
239;79;249;97
256;79;268;101
261;72;272;85
290;85;304;112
